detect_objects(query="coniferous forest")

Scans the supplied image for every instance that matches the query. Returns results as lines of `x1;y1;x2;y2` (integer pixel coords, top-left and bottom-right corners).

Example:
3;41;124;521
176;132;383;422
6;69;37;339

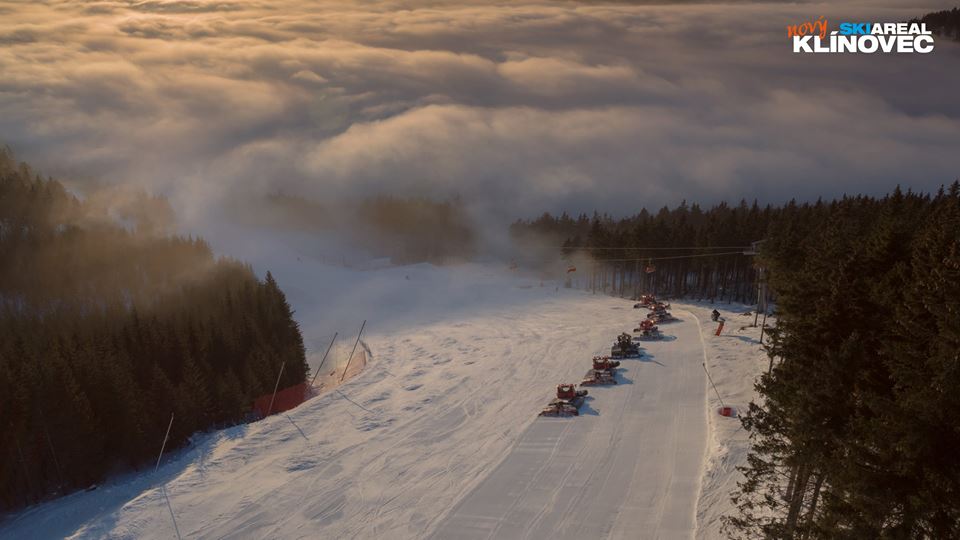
515;185;960;538
510;201;771;302
729;186;960;539
0;149;308;512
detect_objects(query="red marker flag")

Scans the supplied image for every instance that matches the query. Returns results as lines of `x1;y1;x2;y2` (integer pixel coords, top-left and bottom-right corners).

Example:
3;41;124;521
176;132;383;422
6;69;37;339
567;265;577;273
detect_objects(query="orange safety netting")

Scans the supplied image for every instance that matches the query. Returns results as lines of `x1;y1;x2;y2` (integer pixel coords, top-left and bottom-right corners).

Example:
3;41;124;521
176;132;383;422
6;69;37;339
252;382;310;418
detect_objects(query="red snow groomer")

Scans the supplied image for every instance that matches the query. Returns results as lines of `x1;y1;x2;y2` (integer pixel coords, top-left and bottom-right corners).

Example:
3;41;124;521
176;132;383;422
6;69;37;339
647;304;677;323
633;294;657;309
646;311;671;324
580;368;618;386
611;333;641;359
539;384;588;417
592;355;621;373
634;318;663;340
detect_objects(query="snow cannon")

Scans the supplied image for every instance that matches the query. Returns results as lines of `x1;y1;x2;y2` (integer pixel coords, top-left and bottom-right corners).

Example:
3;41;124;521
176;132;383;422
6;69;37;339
592;355;621;372
580;369;618;386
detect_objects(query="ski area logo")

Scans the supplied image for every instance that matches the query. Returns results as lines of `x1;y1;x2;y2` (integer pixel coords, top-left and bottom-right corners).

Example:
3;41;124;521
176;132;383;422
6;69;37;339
788;17;935;54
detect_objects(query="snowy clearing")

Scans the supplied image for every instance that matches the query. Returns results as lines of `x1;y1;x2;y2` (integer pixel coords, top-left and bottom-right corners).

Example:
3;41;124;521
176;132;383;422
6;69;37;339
430;309;707;540
689;306;769;540
1;257;766;539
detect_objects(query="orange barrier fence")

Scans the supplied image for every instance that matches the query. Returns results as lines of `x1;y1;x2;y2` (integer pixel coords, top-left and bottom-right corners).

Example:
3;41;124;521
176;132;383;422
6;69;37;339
252;382;311;418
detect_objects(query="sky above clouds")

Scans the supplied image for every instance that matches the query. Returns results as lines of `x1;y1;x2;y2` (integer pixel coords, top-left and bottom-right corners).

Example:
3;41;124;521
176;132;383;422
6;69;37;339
1;0;959;228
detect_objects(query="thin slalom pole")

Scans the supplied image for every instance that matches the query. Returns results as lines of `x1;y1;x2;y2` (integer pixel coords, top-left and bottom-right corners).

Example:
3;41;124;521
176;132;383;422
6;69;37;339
310;332;338;386
339;320;366;384
702;363;725;409
266;362;286;417
155;413;174;473
160;485;183;540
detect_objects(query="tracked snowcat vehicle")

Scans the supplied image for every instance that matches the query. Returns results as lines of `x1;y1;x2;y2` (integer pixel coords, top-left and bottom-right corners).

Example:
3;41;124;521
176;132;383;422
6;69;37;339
610;332;641;359
646;302;677;323
580;369;618;386
539;384;588;417
592;355;621;372
634;319;663;340
634;294;657;309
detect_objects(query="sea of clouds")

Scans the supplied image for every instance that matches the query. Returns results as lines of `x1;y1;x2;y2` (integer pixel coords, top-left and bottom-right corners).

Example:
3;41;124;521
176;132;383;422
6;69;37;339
1;0;958;230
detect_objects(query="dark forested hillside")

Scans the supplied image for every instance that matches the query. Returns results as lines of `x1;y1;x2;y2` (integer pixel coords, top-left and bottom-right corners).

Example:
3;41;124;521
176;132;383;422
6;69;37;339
727;185;960;538
0;149;308;512
913;7;960;41
509;200;771;303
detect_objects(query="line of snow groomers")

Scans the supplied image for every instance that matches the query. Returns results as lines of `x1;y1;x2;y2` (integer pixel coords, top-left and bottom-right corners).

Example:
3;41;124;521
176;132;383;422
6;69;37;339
539;294;678;417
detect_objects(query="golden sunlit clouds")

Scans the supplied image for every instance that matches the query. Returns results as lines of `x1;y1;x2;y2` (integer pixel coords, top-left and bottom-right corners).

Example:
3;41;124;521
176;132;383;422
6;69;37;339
0;0;959;225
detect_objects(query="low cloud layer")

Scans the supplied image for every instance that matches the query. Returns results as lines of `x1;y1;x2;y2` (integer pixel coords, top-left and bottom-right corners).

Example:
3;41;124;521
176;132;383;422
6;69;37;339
1;0;958;231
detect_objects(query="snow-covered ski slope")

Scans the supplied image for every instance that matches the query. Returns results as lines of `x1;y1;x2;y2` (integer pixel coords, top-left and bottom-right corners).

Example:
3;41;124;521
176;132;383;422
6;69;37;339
1;258;765;539
430;311;707;539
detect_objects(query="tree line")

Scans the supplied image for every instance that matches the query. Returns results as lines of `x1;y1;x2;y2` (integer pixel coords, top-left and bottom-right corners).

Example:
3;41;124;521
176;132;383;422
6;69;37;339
509;200;771;303
0;149;308;512
913;7;960;41
728;185;960;538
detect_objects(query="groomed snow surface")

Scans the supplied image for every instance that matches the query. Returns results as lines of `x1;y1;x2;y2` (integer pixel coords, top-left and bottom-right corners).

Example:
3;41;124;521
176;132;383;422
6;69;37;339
1;261;767;539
